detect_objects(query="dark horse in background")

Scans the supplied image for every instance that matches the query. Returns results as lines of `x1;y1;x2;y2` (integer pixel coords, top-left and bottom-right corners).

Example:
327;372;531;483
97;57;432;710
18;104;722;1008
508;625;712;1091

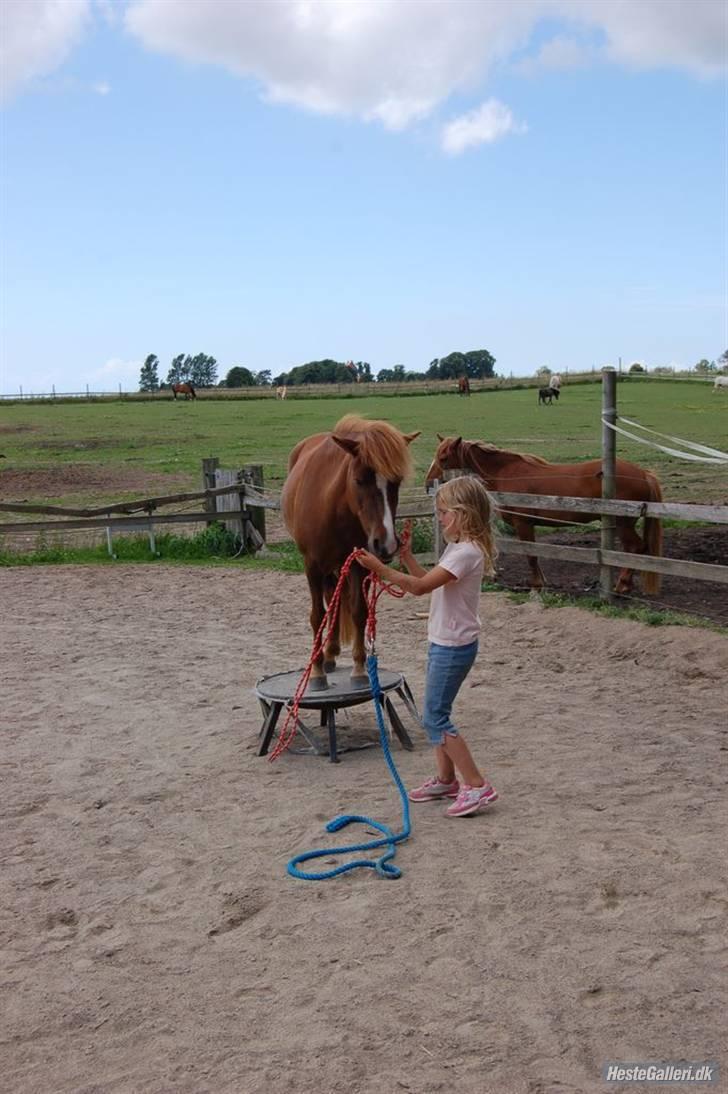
282;415;420;688
425;435;663;595
172;382;196;400
458;376;471;396
538;386;560;405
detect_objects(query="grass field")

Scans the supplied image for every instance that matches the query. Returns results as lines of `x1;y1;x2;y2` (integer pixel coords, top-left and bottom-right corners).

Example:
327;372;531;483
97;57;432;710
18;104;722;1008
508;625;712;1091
1;378;726;510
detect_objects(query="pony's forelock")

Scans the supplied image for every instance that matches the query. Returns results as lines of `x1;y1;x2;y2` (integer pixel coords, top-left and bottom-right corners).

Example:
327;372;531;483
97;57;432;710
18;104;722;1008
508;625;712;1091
333;415;413;481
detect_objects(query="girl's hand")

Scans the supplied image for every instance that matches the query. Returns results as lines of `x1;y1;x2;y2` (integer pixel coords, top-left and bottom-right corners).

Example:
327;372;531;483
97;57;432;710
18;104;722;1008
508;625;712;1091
357;549;384;575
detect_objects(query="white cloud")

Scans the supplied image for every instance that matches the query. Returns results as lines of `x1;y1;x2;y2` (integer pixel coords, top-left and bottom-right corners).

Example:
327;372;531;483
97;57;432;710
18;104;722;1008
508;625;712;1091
93;81;111;96
569;0;727;77
0;0;90;102
441;99;526;154
2;0;725;118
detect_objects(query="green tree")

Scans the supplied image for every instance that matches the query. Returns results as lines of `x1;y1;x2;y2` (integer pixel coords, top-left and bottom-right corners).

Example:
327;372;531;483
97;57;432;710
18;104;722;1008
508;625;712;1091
165;354;187;386
188;353;217;386
426;348;496;380
377;365;407;382
286;359;355;385
694;358;717;374
224;366;257;387
139;354;159;392
629;362;645;373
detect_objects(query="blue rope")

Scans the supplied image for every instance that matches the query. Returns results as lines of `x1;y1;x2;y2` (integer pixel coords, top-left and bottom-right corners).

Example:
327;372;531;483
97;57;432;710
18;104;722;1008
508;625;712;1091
287;653;412;881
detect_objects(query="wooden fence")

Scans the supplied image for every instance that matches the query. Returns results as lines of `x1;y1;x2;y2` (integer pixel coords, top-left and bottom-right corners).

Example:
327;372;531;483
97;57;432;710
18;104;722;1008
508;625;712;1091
3;470;726;588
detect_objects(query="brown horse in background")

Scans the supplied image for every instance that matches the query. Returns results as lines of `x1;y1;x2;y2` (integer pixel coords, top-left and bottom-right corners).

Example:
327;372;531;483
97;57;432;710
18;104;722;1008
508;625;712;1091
425;435;663;595
172;382;196;400
282;415;420;688
457;376;471;396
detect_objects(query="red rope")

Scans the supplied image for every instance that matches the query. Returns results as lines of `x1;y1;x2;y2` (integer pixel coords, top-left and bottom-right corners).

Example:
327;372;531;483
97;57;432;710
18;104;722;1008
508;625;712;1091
269;525;411;761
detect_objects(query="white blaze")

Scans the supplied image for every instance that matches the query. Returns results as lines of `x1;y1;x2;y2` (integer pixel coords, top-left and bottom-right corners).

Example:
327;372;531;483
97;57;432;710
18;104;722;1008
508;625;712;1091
376;474;398;556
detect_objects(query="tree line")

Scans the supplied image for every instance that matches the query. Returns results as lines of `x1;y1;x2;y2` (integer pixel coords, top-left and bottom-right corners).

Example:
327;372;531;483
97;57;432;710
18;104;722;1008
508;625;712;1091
138;347;728;392
138;348;497;391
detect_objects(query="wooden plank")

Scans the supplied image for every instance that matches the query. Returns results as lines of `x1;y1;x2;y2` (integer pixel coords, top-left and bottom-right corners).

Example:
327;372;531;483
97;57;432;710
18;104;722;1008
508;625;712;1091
0;481;248;518
497;540;600;564
215;468;243;537
601;550;728;585
490;493;728;523
0;511;250;534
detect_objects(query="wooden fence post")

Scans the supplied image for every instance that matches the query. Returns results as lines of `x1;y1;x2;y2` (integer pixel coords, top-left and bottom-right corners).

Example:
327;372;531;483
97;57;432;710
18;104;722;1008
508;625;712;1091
242;464;266;543
600;368;617;601
201;457;219;527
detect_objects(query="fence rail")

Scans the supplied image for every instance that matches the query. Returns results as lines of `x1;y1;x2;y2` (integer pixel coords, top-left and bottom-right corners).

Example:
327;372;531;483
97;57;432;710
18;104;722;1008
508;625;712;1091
2;475;727;586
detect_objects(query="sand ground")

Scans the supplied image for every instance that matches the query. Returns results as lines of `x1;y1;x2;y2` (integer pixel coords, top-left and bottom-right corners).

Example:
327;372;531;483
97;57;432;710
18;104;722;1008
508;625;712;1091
2;565;727;1094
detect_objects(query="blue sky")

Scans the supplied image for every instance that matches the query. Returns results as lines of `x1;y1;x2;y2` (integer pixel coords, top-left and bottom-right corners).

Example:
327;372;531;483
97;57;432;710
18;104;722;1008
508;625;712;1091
1;0;726;393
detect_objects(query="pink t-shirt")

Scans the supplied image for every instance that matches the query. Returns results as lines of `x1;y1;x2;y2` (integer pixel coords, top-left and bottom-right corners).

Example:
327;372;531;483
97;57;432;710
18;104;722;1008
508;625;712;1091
428;540;484;646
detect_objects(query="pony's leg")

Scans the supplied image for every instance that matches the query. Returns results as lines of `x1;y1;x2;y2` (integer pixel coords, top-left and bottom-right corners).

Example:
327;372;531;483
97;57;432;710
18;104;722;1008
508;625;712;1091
322;574;340;672
513;518;546;590
614;517;643;594
305;567;328;688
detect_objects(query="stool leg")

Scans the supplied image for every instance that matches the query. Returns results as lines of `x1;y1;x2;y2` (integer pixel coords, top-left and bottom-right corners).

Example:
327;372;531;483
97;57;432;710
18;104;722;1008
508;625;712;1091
258;702;282;756
385;696;414;751
326;706;340;763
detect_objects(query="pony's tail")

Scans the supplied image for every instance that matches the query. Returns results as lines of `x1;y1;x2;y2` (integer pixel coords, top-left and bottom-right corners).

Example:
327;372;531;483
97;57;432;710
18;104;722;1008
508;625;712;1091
643;473;662;595
189;383;196;398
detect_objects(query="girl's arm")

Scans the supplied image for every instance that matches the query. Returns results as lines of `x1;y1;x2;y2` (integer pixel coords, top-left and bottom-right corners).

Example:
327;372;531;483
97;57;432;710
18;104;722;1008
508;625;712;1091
398;543;427;578
357;550;454;596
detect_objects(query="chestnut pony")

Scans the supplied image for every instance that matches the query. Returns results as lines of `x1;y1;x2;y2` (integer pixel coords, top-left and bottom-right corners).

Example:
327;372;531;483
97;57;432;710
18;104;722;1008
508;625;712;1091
425;435;663;595
283;415;419;688
171;382;196;400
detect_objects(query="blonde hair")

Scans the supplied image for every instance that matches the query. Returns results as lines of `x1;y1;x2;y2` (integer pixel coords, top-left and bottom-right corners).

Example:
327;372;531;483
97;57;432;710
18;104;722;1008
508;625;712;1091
436;475;498;577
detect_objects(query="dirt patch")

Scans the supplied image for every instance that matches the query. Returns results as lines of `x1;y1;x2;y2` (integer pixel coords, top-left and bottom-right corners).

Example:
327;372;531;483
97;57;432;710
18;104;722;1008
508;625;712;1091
494;526;728;627
0;464;189;502
2;566;726;1093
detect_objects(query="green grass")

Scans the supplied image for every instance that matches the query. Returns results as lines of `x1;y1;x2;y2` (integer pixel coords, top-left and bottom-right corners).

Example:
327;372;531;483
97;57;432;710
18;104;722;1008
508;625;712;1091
0;522;246;566
2;377;726;510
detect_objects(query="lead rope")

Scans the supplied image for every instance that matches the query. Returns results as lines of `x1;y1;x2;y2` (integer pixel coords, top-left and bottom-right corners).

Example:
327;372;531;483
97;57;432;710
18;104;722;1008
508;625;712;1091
285;530;414;881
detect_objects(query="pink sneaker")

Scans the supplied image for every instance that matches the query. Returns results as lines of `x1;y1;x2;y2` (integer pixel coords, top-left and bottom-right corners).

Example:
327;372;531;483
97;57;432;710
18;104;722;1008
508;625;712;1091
445;783;498;817
408;776;460;802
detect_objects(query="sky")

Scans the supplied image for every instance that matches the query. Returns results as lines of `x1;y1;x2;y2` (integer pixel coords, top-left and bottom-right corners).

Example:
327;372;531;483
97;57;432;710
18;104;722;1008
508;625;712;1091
0;0;726;394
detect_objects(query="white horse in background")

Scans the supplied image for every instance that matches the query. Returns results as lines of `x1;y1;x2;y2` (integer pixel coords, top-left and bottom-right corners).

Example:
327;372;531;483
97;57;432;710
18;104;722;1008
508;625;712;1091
713;376;728;392
276;385;288;400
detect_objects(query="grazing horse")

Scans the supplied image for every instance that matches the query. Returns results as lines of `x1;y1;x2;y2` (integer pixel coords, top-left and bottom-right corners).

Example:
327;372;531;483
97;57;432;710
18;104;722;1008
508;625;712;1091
282;415;420;687
171;382;196;400
425;435;663;595
276;385;288;400
457;376;471;396
538;386;560;405
713;376;728;392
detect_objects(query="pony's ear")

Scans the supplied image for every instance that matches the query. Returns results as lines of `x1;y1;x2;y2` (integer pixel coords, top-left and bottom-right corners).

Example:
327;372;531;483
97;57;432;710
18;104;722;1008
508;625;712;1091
332;434;360;458
437;433;444;442
403;431;421;444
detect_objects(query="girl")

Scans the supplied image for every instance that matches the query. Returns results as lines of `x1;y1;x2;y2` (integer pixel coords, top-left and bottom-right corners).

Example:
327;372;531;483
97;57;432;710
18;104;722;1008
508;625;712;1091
357;475;499;818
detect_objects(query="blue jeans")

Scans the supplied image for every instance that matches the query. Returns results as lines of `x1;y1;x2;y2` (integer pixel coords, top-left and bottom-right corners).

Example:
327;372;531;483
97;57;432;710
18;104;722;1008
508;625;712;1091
422;640;478;746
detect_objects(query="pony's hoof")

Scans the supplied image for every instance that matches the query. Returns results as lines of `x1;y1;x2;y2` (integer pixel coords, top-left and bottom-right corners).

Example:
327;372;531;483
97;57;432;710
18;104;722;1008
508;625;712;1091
323;660;337;673
307;675;329;692
349;674;369;690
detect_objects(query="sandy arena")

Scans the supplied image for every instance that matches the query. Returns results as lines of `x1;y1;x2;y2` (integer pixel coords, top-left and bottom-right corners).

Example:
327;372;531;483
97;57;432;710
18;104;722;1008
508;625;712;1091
2;565;727;1094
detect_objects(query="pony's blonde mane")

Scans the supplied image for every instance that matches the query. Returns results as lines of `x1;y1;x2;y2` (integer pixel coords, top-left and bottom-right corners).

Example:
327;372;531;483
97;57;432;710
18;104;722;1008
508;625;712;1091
334;415;413;480
469;440;549;467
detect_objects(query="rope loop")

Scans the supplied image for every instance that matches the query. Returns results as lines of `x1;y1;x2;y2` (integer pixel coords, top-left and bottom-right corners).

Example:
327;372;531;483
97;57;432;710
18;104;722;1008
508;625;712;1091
283;525;414;881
